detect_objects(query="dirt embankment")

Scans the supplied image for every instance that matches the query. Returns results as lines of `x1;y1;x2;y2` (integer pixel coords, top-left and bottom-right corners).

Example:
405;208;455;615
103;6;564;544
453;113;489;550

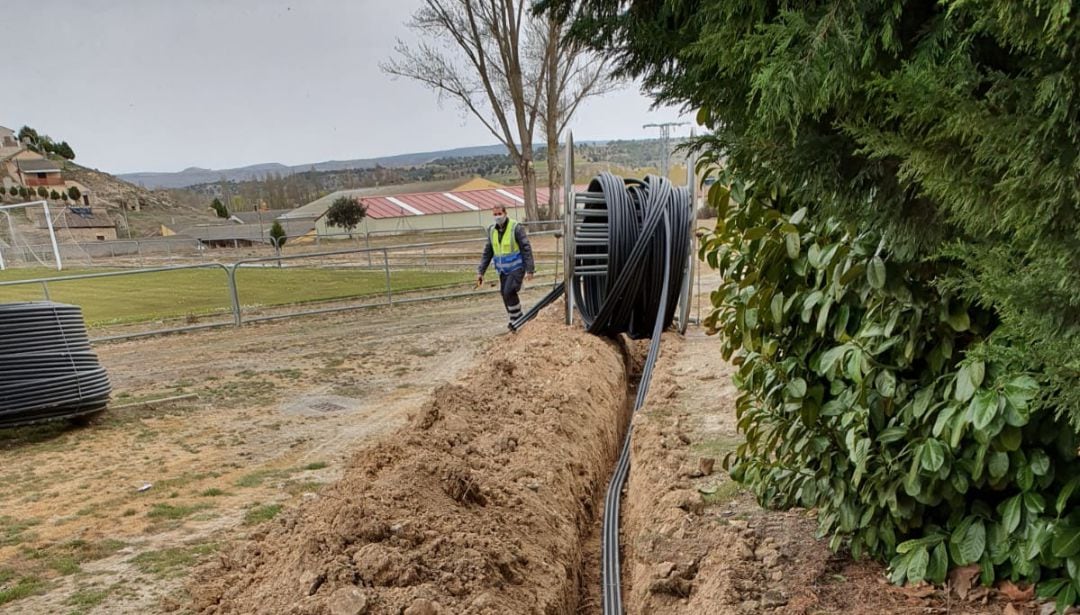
621;333;830;614
621;330;1020;615
190;310;630;615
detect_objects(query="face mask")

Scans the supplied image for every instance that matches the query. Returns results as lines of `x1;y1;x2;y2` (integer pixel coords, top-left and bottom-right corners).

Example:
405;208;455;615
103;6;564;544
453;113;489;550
494;214;507;225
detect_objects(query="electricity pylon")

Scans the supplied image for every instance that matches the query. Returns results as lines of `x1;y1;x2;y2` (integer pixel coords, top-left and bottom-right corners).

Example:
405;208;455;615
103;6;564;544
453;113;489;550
642;121;688;178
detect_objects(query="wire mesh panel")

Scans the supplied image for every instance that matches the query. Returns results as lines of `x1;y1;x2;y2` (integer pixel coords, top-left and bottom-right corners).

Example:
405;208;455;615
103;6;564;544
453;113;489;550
0;265;237;341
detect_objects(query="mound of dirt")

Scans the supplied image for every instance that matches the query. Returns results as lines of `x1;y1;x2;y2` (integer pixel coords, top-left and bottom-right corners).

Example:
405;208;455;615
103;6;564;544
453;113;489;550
190;310;629;615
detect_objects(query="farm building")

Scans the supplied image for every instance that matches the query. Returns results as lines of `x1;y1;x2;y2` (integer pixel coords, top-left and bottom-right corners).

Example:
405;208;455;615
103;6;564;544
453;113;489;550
279;178;552;238
162;209;318;248
29;206;117;242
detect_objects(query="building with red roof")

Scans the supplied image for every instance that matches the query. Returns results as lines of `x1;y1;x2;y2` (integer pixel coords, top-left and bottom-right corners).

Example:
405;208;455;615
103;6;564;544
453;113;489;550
281;178;553;237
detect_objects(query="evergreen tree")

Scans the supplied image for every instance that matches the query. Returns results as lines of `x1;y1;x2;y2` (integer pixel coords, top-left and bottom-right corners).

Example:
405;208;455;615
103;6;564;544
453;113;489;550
268;220;287;247
210;197;229;218
551;0;1080;600
55;141;75;160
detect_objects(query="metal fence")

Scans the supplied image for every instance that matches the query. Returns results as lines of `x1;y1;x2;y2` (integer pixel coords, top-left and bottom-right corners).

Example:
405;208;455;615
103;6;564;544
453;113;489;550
0;220;563;269
0;233;562;343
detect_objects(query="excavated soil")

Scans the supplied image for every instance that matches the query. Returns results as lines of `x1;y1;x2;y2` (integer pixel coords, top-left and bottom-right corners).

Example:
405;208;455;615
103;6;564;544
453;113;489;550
190;308;632;615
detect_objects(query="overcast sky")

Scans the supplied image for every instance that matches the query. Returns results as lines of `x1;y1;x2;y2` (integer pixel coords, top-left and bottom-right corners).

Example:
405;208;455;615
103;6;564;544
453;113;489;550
5;0;691;175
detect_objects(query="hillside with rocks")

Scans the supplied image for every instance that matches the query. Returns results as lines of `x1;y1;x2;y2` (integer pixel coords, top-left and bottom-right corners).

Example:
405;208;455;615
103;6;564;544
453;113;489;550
60;161;215;236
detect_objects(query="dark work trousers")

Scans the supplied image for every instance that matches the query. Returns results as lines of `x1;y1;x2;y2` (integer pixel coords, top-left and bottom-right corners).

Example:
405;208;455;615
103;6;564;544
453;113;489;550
499;268;525;323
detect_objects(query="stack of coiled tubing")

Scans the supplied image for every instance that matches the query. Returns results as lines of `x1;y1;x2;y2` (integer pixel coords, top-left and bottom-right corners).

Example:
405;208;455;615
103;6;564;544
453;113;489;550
0;302;111;427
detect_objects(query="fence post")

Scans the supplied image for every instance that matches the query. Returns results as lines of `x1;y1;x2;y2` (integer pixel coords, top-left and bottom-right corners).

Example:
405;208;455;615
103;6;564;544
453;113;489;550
383;248;392;306
227;265;242;326
366;233;372;268
41;280;50;301
553;235;560;289
423;245;428;269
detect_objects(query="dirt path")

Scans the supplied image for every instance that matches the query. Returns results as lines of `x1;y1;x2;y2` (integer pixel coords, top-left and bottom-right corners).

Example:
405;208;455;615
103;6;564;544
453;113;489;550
0;288;546;614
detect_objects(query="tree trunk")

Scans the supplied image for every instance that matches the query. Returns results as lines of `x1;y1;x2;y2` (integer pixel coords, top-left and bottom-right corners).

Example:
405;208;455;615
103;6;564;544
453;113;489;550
544;15;562;221
519;152;539;222
546;131;561;220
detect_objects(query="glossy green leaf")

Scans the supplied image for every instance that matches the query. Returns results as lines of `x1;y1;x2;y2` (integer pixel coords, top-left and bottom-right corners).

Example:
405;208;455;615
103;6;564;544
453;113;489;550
785;231;800;258
875;370;897;398
1001;494;1022;533
785;378;807;399
921;440;946;472
971;390;998;430
954;520;986;565
928;543;948;584
867;256;886;289
955;362;984;403
1053;526;1080;558
1057;477;1080;515
989;451;1010;479
907;546;929;584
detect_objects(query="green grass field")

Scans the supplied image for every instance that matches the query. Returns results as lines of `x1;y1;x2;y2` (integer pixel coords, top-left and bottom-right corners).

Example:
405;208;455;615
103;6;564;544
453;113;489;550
0;267;475;327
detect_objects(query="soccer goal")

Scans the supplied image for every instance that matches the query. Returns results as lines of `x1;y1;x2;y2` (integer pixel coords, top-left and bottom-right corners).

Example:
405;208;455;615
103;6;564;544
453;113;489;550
0;200;63;271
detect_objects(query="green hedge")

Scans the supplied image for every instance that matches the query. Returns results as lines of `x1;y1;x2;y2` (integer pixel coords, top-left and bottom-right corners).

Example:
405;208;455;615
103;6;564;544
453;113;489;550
702;171;1080;608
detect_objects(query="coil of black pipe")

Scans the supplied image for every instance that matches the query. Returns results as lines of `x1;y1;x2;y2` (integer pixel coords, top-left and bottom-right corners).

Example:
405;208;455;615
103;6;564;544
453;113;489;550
0;302;111;427
510;172;693;614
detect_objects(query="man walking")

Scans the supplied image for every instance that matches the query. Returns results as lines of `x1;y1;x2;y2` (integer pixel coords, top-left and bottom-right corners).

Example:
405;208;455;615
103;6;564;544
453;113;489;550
477;205;534;328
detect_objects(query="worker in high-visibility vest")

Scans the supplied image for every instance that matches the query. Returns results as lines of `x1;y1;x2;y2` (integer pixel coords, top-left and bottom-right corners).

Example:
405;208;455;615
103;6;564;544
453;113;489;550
477;204;534;329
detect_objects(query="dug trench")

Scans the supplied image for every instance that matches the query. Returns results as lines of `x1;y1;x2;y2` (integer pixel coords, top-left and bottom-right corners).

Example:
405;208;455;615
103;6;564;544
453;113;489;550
189;306;642;615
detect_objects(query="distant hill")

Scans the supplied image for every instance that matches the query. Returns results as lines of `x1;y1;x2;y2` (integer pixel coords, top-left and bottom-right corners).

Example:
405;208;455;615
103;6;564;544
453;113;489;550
119;144;517;189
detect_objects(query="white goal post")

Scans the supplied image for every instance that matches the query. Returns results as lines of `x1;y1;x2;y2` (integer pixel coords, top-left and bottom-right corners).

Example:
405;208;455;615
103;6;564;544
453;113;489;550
0;200;63;271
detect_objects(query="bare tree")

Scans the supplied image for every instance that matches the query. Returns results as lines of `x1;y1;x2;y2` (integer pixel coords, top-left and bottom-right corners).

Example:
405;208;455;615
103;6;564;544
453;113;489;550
384;0;615;222
536;10;616;219
383;0;547;221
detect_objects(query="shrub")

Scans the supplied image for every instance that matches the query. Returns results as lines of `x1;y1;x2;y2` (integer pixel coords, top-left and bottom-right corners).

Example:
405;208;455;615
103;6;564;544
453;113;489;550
36;187;47;198
67;186;80;201
210;198;228;219
268;220;286;247
702;172;1080;599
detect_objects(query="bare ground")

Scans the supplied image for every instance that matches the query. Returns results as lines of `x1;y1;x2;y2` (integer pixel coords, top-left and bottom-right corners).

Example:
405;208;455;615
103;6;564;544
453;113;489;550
0;287;546;614
189;308;630;614
0;252;1053;615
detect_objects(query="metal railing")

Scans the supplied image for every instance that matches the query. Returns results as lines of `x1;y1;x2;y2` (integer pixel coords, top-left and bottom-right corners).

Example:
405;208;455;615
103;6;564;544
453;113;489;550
0;219;563;269
0;232;562;343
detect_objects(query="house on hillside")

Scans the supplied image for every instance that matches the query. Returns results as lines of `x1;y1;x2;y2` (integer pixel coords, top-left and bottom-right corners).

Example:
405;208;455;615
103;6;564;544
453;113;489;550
281;177;552;238
0;143;93;205
15;158;64;189
0;126;18;150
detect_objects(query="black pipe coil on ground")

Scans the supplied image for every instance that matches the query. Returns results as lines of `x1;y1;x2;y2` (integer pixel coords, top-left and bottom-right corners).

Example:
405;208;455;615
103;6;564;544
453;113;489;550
0;302;111;427
507;173;692;614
